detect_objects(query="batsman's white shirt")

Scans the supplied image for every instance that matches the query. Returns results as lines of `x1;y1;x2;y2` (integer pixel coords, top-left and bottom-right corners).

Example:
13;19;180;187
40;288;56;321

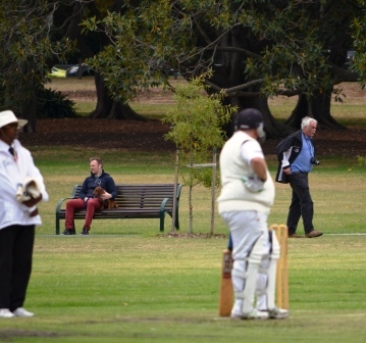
0;139;49;230
217;131;275;214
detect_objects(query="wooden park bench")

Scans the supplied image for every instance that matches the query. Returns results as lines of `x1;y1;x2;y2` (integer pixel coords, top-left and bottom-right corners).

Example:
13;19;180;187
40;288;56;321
55;183;183;234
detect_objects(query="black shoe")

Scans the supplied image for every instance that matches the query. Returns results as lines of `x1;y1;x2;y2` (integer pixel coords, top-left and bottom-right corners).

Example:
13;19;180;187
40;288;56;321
62;228;76;235
81;228;89;235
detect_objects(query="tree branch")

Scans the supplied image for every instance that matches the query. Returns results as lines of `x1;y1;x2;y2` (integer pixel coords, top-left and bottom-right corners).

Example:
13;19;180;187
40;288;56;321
205;79;264;93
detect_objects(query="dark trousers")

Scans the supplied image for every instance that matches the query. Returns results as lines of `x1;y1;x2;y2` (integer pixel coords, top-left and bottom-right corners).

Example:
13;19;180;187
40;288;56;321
287;172;314;235
0;225;35;310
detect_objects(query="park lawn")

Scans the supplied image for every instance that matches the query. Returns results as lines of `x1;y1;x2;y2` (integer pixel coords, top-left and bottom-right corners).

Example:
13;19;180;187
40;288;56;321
0;150;365;342
0;235;365;343
28;149;366;236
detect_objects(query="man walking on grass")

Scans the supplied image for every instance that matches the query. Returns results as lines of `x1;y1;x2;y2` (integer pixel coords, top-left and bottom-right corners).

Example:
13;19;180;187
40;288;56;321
275;116;323;238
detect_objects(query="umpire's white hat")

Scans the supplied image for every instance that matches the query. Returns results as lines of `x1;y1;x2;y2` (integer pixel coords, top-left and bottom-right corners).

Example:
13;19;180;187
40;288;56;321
0;110;28;129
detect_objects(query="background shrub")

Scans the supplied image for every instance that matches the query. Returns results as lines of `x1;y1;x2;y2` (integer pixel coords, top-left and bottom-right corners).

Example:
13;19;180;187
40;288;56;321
37;87;76;118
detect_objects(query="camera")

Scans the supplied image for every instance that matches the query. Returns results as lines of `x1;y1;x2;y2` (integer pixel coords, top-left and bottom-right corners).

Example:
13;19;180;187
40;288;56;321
310;157;320;165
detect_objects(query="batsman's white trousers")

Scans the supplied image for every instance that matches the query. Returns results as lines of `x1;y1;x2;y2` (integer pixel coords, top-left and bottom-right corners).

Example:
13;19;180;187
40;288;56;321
220;210;276;313
221;210;270;261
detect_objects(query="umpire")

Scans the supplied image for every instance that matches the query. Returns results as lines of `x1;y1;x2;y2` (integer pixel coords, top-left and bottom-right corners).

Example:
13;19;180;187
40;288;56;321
0;110;49;318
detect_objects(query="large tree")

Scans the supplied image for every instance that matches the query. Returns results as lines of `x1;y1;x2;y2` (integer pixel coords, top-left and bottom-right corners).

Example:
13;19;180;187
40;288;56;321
1;1;365;136
82;0;365;137
58;0;145;120
0;0;79;131
0;0;143;130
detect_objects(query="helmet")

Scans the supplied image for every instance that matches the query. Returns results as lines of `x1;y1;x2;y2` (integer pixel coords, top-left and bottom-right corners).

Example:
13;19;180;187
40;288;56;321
234;108;266;139
235;108;263;130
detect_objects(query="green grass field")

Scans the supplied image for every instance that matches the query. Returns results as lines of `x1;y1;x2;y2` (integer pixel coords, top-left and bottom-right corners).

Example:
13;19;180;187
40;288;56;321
1;149;366;343
1;79;366;342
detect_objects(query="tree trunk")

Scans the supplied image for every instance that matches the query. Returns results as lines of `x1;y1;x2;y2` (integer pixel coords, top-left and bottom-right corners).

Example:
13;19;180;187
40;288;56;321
20;88;37;133
286;91;345;130
232;95;293;139
209;68;292;138
11;61;38;133
204;27;293;139
60;3;145;121
193;23;354;138
88;73;145;120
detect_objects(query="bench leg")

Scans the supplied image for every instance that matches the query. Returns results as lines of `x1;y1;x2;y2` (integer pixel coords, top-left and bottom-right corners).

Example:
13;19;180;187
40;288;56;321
175;210;180;230
55;214;60;235
160;213;165;232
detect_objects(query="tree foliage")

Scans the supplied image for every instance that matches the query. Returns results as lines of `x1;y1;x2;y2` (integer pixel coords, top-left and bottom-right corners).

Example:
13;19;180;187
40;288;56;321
164;78;232;153
1;1;365;134
163;73;233;188
0;0;81;130
351;0;366;88
81;0;365;136
37;88;76;118
162;74;234;233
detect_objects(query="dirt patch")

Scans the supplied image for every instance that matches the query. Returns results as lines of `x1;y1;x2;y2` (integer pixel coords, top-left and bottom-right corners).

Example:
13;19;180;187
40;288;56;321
19;118;176;152
264;127;366;157
0;330;64;339
19;117;366;157
19;84;366;156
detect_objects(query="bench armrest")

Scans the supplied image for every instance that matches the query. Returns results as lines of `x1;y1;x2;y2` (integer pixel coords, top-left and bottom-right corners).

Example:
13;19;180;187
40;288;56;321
55;197;75;235
160;197;170;213
55;197;75;213
159;197;172;232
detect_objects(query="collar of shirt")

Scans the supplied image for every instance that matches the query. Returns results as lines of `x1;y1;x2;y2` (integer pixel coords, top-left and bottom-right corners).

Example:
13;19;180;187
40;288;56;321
0;140;12;153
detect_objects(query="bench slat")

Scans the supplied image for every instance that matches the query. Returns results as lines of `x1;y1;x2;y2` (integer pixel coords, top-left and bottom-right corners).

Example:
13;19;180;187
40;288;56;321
55;183;182;234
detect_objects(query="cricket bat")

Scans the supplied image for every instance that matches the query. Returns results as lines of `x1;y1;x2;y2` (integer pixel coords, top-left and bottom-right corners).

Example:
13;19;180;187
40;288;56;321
218;249;233;317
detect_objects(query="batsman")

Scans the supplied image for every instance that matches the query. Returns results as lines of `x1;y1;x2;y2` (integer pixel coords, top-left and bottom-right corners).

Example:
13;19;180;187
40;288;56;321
217;108;288;320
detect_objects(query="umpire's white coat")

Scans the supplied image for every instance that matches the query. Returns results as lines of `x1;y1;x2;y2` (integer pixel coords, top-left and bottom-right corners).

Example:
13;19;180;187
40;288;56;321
0;139;49;230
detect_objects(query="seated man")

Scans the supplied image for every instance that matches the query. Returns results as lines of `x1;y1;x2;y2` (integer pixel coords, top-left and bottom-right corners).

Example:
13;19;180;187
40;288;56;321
63;157;117;235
